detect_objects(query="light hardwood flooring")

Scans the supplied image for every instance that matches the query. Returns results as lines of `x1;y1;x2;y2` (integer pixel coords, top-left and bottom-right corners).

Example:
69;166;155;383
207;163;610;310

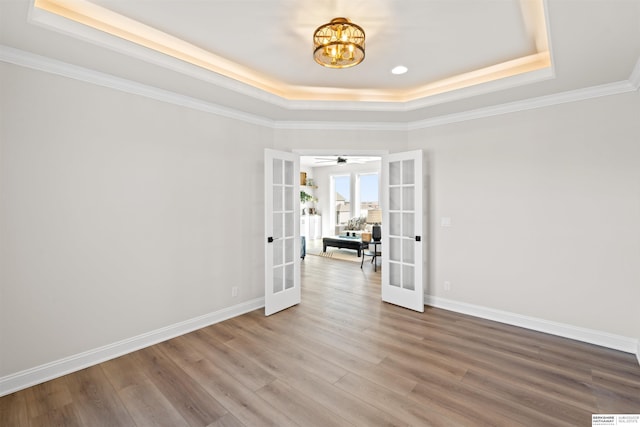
2;254;640;426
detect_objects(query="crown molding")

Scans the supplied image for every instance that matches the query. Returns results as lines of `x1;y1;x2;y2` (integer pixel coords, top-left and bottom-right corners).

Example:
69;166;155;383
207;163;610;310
408;79;637;130
0;45;273;128
282;62;556;114
2;46;639;132
274;121;408;131
27;2;291;108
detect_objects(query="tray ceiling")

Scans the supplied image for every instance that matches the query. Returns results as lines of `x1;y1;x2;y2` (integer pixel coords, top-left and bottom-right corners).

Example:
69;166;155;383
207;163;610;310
32;0;552;103
1;0;638;123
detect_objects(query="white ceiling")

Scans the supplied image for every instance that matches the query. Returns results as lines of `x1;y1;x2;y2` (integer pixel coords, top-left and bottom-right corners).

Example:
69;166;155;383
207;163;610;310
1;0;639;124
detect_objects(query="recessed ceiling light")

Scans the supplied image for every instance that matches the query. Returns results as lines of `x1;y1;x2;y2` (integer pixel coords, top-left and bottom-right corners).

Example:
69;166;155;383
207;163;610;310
391;65;408;75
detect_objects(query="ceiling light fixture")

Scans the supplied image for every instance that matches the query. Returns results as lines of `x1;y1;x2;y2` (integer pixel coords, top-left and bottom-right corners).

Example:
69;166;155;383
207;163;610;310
313;17;365;69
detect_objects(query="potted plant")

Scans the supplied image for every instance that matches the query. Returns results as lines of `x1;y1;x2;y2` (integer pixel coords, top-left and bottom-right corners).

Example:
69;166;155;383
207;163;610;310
300;190;314;204
300;190;317;215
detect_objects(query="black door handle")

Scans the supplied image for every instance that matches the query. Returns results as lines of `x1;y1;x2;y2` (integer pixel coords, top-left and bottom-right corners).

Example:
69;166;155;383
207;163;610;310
267;237;274;243
415;236;421;242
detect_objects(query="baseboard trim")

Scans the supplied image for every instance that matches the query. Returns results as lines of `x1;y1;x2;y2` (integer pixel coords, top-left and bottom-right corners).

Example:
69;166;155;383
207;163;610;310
425;295;639;357
2;294;636;397
0;297;265;397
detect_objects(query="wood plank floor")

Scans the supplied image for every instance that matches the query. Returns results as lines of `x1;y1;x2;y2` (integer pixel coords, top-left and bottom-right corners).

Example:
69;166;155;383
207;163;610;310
2;254;640;426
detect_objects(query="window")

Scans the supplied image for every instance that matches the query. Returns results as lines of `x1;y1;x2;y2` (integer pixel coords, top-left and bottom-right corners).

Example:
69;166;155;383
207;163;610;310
357;173;379;218
331;172;379;233
332;175;351;230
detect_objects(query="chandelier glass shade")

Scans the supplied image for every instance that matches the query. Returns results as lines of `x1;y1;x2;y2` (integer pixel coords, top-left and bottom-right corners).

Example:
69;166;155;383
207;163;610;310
313;17;365;69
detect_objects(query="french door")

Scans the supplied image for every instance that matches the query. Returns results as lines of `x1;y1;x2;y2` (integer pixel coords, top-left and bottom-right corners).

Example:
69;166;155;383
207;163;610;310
381;150;424;312
264;149;423;314
264;149;301;315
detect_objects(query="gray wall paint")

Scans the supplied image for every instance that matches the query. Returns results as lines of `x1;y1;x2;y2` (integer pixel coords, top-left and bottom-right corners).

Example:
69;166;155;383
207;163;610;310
408;92;640;340
1;63;271;375
1;62;639;379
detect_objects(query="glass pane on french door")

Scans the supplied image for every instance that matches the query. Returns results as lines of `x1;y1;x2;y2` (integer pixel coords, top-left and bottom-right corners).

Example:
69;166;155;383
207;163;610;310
389;158;415;289
272;158;296;293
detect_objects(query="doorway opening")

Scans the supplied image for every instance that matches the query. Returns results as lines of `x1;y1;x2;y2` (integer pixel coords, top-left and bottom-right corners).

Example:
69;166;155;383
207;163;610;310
298;153;383;263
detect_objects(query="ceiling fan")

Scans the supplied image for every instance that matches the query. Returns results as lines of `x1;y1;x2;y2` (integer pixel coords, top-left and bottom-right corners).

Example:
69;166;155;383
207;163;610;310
313;156;367;165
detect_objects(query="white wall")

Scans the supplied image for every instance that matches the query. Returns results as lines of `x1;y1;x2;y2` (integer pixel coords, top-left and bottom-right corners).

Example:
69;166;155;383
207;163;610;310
0;63;272;377
408;91;640;341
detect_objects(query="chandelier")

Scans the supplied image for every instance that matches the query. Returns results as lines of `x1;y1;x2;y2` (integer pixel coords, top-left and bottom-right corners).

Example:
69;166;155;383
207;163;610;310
313;17;365;69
